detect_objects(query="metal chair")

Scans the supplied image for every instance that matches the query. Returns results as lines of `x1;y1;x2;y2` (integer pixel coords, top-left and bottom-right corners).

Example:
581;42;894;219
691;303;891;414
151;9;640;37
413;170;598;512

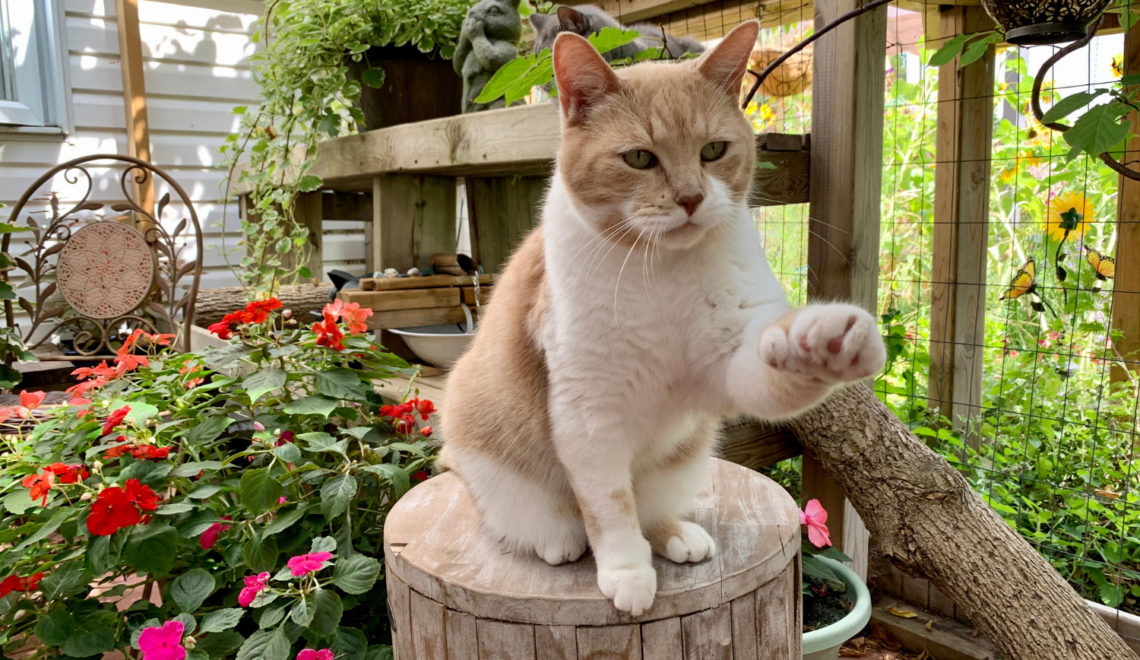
2;154;203;359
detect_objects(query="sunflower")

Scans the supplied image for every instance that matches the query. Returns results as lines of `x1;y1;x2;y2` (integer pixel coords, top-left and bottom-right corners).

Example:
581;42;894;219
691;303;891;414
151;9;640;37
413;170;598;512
1113;53;1124;79
1046;191;1094;242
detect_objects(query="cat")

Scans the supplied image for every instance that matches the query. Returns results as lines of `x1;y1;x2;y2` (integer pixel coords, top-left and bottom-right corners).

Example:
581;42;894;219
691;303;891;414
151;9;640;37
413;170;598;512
439;20;886;616
530;4;705;61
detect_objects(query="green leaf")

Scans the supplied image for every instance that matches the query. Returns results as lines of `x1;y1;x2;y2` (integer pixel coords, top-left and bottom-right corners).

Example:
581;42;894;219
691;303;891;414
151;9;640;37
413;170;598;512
474;56;534;104
259;604;287;629
124;524;179;575
332;554;381;594
311;536;338;553
321;474;358;518
14;509;69;552
238;629;291;660
316;368;367;401
40;562;91;600
262;505;308;537
309;589;343;635
1064;103;1131;159
63;609;117;657
85;532;126;575
285;396;339;417
196;630;244;657
360;464;410;498
290;595;315;627
586;26;639;55
300;432;348;457
274;442;303;464
243;534;279;573
171;461;225;478
298;174;324;192
3;489;35;515
244;367;287;403
187;416;235;446
35;608;74;645
928;33;971;66
333;627;370;660
171;568;216;613
240;468;285;515
120;460;173;486
958;33;998;67
361;67;386;88
1041;90;1106;124
200;607;244;633
187;484;223;500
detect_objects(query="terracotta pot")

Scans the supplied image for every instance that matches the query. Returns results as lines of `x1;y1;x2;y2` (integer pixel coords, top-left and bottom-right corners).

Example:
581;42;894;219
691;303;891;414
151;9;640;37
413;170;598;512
346;45;462;131
981;0;1110;45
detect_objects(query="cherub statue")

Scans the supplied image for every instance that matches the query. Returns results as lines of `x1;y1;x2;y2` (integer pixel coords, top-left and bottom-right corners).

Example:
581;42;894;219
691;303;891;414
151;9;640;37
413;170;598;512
453;0;523;113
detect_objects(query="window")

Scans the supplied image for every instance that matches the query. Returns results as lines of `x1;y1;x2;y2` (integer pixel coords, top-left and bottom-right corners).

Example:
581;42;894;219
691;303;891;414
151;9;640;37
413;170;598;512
0;0;69;129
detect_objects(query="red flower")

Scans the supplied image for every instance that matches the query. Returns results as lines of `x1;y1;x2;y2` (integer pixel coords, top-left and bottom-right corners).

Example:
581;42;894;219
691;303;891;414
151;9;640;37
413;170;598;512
276;430;295;447
102;405;131;436
238;572;270;607
125;478;159;512
411;470;429;482
207;320;233;339
131;445;172;461
416;399;436;420
72;361;115;381
420;426;433;438
46;463;88;483
326;299;373;334
395;414;415;435
67;377;107;398
87;487;142;536
312;310;345;350
14;391;46;418
0;572;44;598
199;516;232;550
114;352;149;374
21;472;53;507
104;438;134;459
151;333;175;346
245;298;282;324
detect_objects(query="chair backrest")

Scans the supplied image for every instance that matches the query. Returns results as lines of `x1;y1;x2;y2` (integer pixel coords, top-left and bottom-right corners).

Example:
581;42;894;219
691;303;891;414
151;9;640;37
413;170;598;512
2;154;203;359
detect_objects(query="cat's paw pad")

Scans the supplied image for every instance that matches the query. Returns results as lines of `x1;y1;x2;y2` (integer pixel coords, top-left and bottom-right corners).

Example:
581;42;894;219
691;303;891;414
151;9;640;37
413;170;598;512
535;532;588;566
597;563;657;616
655;521;716;564
761;304;886;384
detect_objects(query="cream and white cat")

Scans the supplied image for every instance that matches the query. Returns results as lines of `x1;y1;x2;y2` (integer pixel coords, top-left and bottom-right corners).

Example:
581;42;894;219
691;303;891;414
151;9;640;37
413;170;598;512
440;20;886;616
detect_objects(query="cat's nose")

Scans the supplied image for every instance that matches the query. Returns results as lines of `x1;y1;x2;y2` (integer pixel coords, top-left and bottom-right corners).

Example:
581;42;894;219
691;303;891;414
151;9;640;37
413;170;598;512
675;193;704;216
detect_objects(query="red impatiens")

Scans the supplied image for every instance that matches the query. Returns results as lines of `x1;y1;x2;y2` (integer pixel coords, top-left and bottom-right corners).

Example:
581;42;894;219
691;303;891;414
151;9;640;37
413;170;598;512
312;308;345;350
379;397;436;436
199;516;232;550
208;298;283;339
237;572;270;607
325;299;374;334
86;479;160;536
104;440;171;461
21;463;89;506
101;405;131;436
0;390;48;421
286;551;333;577
0;572;44;598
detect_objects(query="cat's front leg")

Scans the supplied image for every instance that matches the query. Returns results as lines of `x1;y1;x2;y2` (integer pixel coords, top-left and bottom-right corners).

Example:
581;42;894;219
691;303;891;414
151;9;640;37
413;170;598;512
726;303;886;419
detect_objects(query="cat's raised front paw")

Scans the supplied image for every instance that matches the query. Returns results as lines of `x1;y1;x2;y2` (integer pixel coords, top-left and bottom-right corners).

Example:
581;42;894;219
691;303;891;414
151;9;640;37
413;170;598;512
759;303;886;384
597;563;657;616
649;520;717;564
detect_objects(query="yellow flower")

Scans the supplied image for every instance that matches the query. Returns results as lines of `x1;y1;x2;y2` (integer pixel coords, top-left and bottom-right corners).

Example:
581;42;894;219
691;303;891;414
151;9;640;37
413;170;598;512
1046;191;1094;241
1112;53;1124;79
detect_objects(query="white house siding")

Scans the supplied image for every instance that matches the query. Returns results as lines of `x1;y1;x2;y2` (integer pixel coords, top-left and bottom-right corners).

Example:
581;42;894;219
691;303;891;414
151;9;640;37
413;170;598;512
0;0;367;299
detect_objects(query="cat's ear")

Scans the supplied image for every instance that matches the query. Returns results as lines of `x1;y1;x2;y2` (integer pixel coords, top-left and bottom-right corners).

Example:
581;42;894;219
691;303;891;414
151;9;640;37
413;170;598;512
529;12;552;31
696;20;759;94
556;5;590;34
553;33;619;125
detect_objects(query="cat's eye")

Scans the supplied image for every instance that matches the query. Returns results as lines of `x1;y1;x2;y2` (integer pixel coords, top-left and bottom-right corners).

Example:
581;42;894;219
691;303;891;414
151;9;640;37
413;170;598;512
700;141;727;162
622;149;657;169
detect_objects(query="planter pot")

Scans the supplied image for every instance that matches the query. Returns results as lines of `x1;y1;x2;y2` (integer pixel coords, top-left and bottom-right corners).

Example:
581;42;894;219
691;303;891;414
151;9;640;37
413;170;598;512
747;47;812;98
981;0;1110;45
802;557;872;660
346;45;462;131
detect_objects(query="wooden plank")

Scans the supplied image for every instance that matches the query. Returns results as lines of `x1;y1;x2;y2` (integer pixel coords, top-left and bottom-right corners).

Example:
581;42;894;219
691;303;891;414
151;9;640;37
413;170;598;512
409;589;447;660
323;191;372;222
460;286;494;306
292;191;323;283
750;136;810;207
641;617;683;658
755;570;793;658
681;602;733;659
387;576;413;660
467;176;547;273
731;593;760;660
360;273;493;291
576;625;641;659
445;610;479;659
870;600;1002;660
718;419;801;470
372;306;471;330
1113;20;1140;382
114;0;154;219
477;620;537;660
927;6;996;438
534;626;577;660
801;0;887;573
562;0;714;23
374;175;457;273
340;288;460;312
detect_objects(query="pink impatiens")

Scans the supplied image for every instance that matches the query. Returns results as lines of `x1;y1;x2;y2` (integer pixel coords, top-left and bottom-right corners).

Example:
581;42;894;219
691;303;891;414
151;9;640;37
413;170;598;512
238;572;270;607
286;551;333;576
800;498;832;548
296;650;334;660
199;516;232;550
138;620;186;660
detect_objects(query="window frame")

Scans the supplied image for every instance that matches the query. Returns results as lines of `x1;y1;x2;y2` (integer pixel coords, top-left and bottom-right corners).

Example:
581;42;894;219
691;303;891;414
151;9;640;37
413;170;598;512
0;0;71;134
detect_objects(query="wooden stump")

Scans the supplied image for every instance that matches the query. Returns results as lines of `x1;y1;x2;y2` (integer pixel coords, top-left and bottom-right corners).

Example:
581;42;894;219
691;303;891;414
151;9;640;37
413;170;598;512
383;458;801;659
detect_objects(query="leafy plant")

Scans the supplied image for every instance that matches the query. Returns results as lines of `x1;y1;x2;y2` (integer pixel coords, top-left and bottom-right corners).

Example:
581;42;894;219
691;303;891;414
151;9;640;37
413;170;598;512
0;206;35;389
0;298;439;658
220;0;471;294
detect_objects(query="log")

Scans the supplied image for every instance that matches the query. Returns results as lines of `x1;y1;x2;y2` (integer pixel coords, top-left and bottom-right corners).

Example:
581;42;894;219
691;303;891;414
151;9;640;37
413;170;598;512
787;384;1138;660
384;459;801;659
191;284;331;327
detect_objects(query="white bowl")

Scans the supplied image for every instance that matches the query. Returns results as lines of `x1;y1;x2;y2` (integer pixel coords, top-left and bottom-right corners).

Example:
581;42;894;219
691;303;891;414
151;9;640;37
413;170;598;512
388;324;475;369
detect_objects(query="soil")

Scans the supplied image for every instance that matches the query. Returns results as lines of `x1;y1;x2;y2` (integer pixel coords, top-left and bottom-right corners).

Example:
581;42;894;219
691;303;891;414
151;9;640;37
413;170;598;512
803;576;855;632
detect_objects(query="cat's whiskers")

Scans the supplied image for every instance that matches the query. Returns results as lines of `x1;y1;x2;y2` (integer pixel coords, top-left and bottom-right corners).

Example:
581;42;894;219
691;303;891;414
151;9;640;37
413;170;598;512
582;219;643;283
568;217;634;266
613;226;648;316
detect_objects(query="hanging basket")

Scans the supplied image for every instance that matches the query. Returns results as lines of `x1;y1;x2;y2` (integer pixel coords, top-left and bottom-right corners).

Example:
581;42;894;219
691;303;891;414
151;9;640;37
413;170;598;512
981;0;1110;45
748;47;813;99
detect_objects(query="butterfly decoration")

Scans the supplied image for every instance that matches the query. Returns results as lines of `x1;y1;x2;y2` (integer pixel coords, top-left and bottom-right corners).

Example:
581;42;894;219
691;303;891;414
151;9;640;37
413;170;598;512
999;258;1056;316
1085;246;1115;291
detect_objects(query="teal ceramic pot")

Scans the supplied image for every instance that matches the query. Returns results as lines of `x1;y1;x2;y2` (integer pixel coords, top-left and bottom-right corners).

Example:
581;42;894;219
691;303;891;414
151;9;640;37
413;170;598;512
802;557;872;660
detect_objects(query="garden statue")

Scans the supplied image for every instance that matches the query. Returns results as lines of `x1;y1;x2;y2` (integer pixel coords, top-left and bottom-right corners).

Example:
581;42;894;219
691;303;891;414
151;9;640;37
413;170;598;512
453;0;522;112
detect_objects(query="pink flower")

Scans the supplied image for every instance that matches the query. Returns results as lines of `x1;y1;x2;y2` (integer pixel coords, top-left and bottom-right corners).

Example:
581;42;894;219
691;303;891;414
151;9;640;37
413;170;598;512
138;620;186;660
199;516;232;550
238;572;270;607
800;499;832;548
296;650;334;660
286;551;333;577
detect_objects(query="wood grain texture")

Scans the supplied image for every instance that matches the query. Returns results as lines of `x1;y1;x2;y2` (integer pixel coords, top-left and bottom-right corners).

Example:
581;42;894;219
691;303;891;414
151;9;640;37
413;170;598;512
387;576;413;660
477;620;537;660
535;625;578;660
369;306;472;330
445;609;479;659
374;175;457;273
640;617;683;658
467;176;547;273
730;592;759;660
410;588;448;660
340;288;460;312
576;625;641;659
1113;21;1140;382
681;602;733;659
755;569;795;658
114;0;154;219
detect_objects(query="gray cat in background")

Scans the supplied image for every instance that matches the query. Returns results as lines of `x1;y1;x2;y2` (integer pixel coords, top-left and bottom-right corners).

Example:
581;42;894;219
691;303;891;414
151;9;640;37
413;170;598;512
530;5;705;61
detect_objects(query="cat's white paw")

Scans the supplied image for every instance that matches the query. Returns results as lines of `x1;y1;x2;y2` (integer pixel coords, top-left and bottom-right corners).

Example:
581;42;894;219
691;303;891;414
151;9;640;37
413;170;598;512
760;304;886;384
535;531;589;566
654;521;717;564
597;563;657;616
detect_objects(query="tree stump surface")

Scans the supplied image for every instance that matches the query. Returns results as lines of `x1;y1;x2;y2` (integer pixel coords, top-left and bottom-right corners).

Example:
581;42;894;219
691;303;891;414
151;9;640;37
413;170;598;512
384;458;802;659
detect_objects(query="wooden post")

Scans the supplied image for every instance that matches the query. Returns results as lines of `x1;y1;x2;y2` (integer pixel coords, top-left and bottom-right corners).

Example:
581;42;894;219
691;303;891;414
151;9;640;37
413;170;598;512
114;0;154;219
1112;22;1140;382
292;192;323;283
927;6;996;440
371;175;457;273
466;176;547;273
804;0;887;575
